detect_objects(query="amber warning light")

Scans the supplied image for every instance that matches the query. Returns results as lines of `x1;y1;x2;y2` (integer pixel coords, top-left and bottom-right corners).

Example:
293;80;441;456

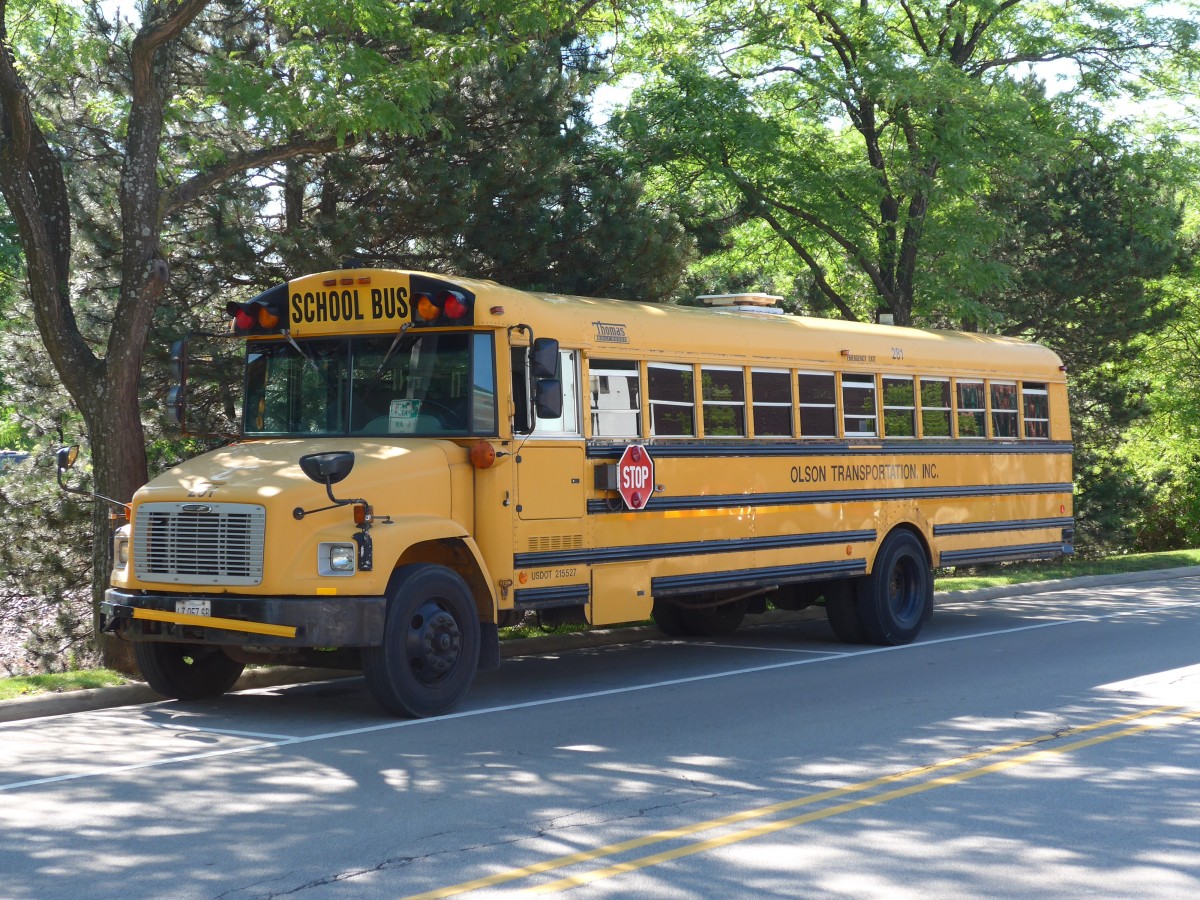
227;284;287;335
413;289;473;327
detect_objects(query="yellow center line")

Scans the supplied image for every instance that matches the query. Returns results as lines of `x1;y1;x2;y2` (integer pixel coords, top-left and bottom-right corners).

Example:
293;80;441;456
527;707;1200;894
401;705;1178;900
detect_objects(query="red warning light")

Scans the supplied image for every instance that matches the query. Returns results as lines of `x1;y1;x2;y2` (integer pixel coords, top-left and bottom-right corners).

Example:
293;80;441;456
441;291;469;320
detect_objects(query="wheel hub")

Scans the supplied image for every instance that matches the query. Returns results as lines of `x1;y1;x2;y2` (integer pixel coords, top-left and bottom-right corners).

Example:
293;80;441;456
407;601;462;679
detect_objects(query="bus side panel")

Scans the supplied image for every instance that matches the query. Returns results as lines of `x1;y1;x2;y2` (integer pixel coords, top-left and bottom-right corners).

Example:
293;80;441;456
590;563;651;626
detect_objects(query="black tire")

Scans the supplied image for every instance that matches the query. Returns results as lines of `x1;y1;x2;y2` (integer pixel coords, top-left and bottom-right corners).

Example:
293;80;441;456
682;600;747;636
822;579;865;644
652;599;691;637
770;583;820;611
134;642;245;701
855;530;932;645
362;564;480;717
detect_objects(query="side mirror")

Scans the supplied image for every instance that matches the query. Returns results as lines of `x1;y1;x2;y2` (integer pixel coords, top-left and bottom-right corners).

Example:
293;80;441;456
167;385;185;426
531;338;559;378
167;340;187;426
534;378;563;420
56;445;79;472
293;452;374;570
299;451;355;486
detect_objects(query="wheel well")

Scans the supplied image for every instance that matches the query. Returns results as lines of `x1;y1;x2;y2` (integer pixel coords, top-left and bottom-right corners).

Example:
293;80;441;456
395;539;495;623
875;523;932;569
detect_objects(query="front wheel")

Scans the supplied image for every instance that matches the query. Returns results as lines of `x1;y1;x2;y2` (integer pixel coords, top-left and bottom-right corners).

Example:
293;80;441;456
855;531;931;645
363;564;481;717
134;642;245;701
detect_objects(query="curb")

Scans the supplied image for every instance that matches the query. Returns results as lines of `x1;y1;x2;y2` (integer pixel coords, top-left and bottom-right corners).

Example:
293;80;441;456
4;566;1199;723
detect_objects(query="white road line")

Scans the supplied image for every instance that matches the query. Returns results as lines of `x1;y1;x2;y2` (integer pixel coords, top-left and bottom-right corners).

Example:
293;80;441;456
77;713;297;741
684;642;846;656
1;598;1196;794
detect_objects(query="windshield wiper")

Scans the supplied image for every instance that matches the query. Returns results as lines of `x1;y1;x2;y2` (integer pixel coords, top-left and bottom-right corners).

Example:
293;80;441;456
359;323;415;407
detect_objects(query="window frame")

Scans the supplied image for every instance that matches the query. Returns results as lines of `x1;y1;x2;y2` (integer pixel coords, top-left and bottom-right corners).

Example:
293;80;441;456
647;362;697;438
882;375;917;439
532;348;582;437
955;378;987;439
841;372;879;438
700;364;747;438
990;380;1019;440
750;367;793;438
797;370;839;438
917;376;952;439
587;358;643;439
1021;381;1050;440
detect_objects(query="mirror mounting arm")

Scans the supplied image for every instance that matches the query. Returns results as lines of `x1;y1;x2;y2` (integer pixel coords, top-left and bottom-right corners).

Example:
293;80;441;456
54;446;131;514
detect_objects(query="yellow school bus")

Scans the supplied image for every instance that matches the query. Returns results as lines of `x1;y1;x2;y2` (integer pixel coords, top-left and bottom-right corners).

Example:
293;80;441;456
100;268;1072;716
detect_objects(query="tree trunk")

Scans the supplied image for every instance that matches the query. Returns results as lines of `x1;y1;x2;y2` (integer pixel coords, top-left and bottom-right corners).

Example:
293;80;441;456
77;364;151;674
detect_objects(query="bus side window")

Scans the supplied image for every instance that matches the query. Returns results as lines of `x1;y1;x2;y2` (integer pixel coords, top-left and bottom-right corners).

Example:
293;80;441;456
882;376;916;437
751;369;792;437
842;374;878;437
589;359;642;437
511;347;530;432
648;363;695;436
701;366;746;436
797;371;837;437
919;377;952;438
1022;382;1049;438
956;380;986;438
991;381;1018;438
533;350;580;435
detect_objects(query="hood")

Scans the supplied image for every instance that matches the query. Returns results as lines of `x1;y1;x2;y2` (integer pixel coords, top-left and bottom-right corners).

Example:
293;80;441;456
135;438;467;517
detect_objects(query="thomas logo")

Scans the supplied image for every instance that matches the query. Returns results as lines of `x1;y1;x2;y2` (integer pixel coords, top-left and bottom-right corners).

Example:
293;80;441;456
593;321;628;344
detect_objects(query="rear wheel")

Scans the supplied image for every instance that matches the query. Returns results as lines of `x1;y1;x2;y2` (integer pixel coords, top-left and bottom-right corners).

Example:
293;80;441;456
855;531;931;645
134;642;245;701
682;600;747;636
363;564;480;717
652;600;691;637
822;580;865;644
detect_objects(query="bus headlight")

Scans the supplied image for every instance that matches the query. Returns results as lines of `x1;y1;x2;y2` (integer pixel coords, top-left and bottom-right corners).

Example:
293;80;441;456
113;525;130;569
318;542;357;576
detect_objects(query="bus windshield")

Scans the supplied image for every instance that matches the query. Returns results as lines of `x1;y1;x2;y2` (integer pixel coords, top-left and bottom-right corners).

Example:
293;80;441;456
243;332;497;437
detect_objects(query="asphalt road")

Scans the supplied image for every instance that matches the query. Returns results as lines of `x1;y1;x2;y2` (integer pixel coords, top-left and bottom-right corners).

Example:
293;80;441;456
2;573;1199;899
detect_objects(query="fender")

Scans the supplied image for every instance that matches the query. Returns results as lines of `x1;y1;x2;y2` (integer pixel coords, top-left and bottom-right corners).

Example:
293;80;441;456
373;515;498;614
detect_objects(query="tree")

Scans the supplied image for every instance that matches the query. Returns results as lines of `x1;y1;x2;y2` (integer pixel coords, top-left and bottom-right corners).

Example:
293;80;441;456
614;0;1200;325
982;135;1189;552
0;0;583;666
272;34;689;301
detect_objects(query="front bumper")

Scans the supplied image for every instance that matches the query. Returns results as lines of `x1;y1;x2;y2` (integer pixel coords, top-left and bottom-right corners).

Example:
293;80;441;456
102;589;386;647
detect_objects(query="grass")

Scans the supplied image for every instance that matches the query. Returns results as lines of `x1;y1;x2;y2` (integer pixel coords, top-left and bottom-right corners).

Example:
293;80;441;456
0;669;128;701
4;548;1199;701
933;548;1200;593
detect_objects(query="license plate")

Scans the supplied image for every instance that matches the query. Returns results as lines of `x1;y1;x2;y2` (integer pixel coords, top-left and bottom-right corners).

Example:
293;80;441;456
176;600;211;617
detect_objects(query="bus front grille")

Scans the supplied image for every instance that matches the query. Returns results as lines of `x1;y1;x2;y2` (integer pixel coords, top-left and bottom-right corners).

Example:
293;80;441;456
133;502;266;586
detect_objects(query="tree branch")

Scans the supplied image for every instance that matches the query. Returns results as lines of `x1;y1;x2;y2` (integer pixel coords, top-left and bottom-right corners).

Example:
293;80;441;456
163;135;360;218
967;42;1171;78
0;3;101;386
130;0;209;105
758;208;859;321
899;0;931;55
